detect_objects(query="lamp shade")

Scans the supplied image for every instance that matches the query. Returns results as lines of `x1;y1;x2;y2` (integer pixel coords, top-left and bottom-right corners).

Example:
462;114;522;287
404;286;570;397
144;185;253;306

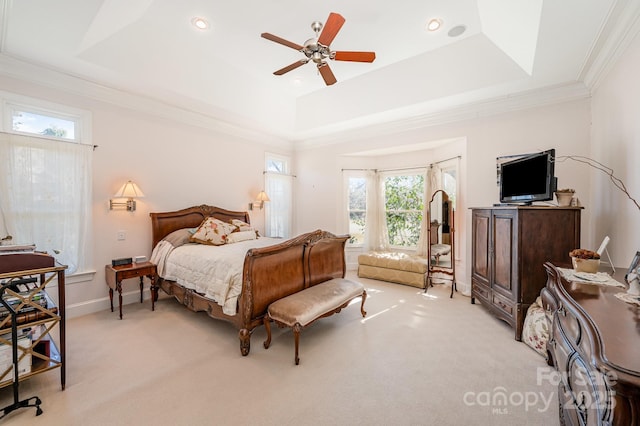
114;181;145;198
256;190;270;202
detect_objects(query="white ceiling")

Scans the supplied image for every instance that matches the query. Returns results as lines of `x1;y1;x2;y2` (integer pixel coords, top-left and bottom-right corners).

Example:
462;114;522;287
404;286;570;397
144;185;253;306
0;0;637;143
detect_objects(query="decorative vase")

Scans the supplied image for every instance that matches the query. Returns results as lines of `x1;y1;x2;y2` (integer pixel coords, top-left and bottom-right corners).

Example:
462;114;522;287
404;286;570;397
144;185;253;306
555;191;574;207
572;257;600;273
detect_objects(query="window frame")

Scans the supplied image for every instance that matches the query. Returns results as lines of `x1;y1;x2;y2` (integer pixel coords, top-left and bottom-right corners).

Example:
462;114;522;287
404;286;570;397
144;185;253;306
0;91;92;145
264;152;293;239
344;171;368;247
381;169;426;250
0;91;94;281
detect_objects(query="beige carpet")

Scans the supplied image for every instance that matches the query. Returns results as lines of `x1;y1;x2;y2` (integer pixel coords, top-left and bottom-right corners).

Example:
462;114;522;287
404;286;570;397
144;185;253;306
0;272;559;425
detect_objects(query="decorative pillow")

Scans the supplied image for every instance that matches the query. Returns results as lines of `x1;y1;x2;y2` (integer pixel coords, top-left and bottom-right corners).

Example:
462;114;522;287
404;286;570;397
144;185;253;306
522;296;550;359
163;228;193;247
226;230;258;244
230;219;253;232
190;217;238;246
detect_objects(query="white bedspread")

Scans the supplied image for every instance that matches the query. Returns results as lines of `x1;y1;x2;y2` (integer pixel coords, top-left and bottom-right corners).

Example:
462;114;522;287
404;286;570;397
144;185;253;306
157;238;279;315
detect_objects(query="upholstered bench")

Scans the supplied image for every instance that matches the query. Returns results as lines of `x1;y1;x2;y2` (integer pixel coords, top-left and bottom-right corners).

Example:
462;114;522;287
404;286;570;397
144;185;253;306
263;278;367;365
357;251;428;288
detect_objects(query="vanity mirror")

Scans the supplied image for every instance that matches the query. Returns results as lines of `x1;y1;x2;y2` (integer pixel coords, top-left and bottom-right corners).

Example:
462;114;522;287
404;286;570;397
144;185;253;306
426;189;456;297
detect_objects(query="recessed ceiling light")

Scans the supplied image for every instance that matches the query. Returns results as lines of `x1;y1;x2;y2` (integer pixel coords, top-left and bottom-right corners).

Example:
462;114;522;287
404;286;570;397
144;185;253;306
426;18;443;32
191;17;209;30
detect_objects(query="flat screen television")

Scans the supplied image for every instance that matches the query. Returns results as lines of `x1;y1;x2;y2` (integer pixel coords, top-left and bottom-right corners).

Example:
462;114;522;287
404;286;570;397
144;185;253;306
499;149;557;204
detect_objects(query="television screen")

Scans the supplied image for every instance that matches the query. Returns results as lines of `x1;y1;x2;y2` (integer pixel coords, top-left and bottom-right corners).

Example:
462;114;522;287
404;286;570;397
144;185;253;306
499;149;556;204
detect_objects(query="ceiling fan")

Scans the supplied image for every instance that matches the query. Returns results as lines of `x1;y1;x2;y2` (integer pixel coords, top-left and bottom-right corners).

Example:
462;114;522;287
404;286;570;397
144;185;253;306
261;12;376;86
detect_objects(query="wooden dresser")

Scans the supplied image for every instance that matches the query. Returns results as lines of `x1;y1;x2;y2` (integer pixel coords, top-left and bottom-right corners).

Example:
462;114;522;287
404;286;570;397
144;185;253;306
541;262;640;426
470;206;581;340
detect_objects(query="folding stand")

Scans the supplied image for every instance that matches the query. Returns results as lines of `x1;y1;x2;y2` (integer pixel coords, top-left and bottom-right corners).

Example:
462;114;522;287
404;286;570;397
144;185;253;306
596;236;616;274
0;282;43;419
601;248;616;275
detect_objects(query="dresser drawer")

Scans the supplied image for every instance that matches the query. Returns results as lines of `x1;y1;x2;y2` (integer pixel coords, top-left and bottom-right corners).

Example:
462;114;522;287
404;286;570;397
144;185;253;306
472;279;490;303
556;304;582;348
492;291;515;318
551;314;574;372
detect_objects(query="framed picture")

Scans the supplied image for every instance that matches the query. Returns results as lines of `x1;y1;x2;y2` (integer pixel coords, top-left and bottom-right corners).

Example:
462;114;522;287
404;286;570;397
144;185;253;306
626;251;640;282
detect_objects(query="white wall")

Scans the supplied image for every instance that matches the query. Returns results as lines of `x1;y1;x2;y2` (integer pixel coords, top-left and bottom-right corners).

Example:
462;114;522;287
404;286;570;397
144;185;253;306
0;74;292;318
4;29;639;315
295;99;593;295
591;30;640;268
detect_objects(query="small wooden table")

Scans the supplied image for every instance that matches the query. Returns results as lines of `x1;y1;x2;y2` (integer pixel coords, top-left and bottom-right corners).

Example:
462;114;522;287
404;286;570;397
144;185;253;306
104;262;157;319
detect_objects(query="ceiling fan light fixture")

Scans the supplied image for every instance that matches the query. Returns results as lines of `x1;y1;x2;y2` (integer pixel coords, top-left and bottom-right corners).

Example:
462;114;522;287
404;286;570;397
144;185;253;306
426;18;443;32
262;12;375;86
191;17;209;30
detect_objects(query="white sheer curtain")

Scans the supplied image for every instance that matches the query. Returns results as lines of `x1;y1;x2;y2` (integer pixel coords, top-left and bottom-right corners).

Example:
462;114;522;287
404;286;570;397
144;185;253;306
364;170;380;251
365;171;391;252
416;164;443;256
0;132;93;273
264;172;293;239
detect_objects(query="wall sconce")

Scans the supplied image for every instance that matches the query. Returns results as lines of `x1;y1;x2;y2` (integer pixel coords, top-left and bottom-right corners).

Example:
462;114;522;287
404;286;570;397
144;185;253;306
249;190;270;210
110;180;145;212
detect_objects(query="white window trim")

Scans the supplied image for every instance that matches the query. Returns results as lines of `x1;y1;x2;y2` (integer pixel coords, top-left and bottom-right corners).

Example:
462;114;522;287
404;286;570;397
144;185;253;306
381;169;426;251
0;90;92;145
344;171;368;247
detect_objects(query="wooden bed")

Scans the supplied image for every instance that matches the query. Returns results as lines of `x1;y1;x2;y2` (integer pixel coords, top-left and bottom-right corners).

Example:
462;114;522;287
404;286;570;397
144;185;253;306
149;204;349;356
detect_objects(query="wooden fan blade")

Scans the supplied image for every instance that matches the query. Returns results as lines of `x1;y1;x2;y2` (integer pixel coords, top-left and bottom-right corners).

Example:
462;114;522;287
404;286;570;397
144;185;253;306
333;51;376;62
318;63;337;86
318;13;345;46
274;60;308;75
261;33;304;51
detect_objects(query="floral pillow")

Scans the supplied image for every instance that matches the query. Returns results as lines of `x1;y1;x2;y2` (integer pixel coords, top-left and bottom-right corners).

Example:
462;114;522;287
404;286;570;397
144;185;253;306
190;217;238;246
230;219;253;232
522;296;550;359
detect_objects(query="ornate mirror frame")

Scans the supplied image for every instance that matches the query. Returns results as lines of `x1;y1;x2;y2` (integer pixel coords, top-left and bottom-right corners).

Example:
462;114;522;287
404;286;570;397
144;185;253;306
426;189;457;297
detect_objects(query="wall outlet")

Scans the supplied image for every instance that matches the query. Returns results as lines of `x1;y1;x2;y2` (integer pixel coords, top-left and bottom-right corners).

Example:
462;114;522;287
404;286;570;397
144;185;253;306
117;230;126;241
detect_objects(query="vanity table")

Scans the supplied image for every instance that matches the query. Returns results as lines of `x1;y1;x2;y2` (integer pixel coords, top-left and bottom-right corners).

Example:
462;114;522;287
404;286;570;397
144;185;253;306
541;262;640;425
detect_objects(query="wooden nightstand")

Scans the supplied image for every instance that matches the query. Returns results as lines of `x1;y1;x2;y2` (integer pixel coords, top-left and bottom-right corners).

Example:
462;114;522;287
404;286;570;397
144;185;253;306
105;262;157;319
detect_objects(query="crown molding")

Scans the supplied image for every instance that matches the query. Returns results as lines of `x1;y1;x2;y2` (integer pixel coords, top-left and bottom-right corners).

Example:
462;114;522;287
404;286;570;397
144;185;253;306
295;81;591;151
581;0;640;91
0;53;593;153
0;54;293;150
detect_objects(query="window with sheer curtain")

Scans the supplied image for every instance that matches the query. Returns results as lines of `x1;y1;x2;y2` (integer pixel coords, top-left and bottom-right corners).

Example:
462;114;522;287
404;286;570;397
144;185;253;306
264;153;292;239
0;94;93;274
344;169;426;252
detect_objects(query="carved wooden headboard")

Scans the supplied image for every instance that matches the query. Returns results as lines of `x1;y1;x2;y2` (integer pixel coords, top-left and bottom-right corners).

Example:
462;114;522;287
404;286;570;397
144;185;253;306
149;205;250;249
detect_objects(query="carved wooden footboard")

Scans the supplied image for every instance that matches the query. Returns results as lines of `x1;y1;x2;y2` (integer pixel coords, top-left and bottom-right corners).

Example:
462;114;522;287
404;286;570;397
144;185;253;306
150;205;348;356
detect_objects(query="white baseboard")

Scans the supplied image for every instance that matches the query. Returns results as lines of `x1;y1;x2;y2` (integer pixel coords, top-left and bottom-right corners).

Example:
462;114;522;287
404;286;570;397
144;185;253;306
65;289;152;319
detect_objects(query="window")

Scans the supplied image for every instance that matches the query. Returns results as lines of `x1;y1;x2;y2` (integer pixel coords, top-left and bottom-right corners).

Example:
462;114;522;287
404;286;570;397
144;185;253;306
383;172;425;248
12;109;77;140
442;166;457;209
346;175;367;245
0;92;93;274
264;153;293;239
2;91;89;143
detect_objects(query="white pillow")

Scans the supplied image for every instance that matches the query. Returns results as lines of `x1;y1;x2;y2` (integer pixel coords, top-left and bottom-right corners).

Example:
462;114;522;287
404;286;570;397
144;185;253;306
226;230;257;244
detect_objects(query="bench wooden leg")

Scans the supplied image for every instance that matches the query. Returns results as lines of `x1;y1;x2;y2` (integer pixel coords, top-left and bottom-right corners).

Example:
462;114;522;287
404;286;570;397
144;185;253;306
360;290;368;317
263;316;272;349
293;323;302;365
